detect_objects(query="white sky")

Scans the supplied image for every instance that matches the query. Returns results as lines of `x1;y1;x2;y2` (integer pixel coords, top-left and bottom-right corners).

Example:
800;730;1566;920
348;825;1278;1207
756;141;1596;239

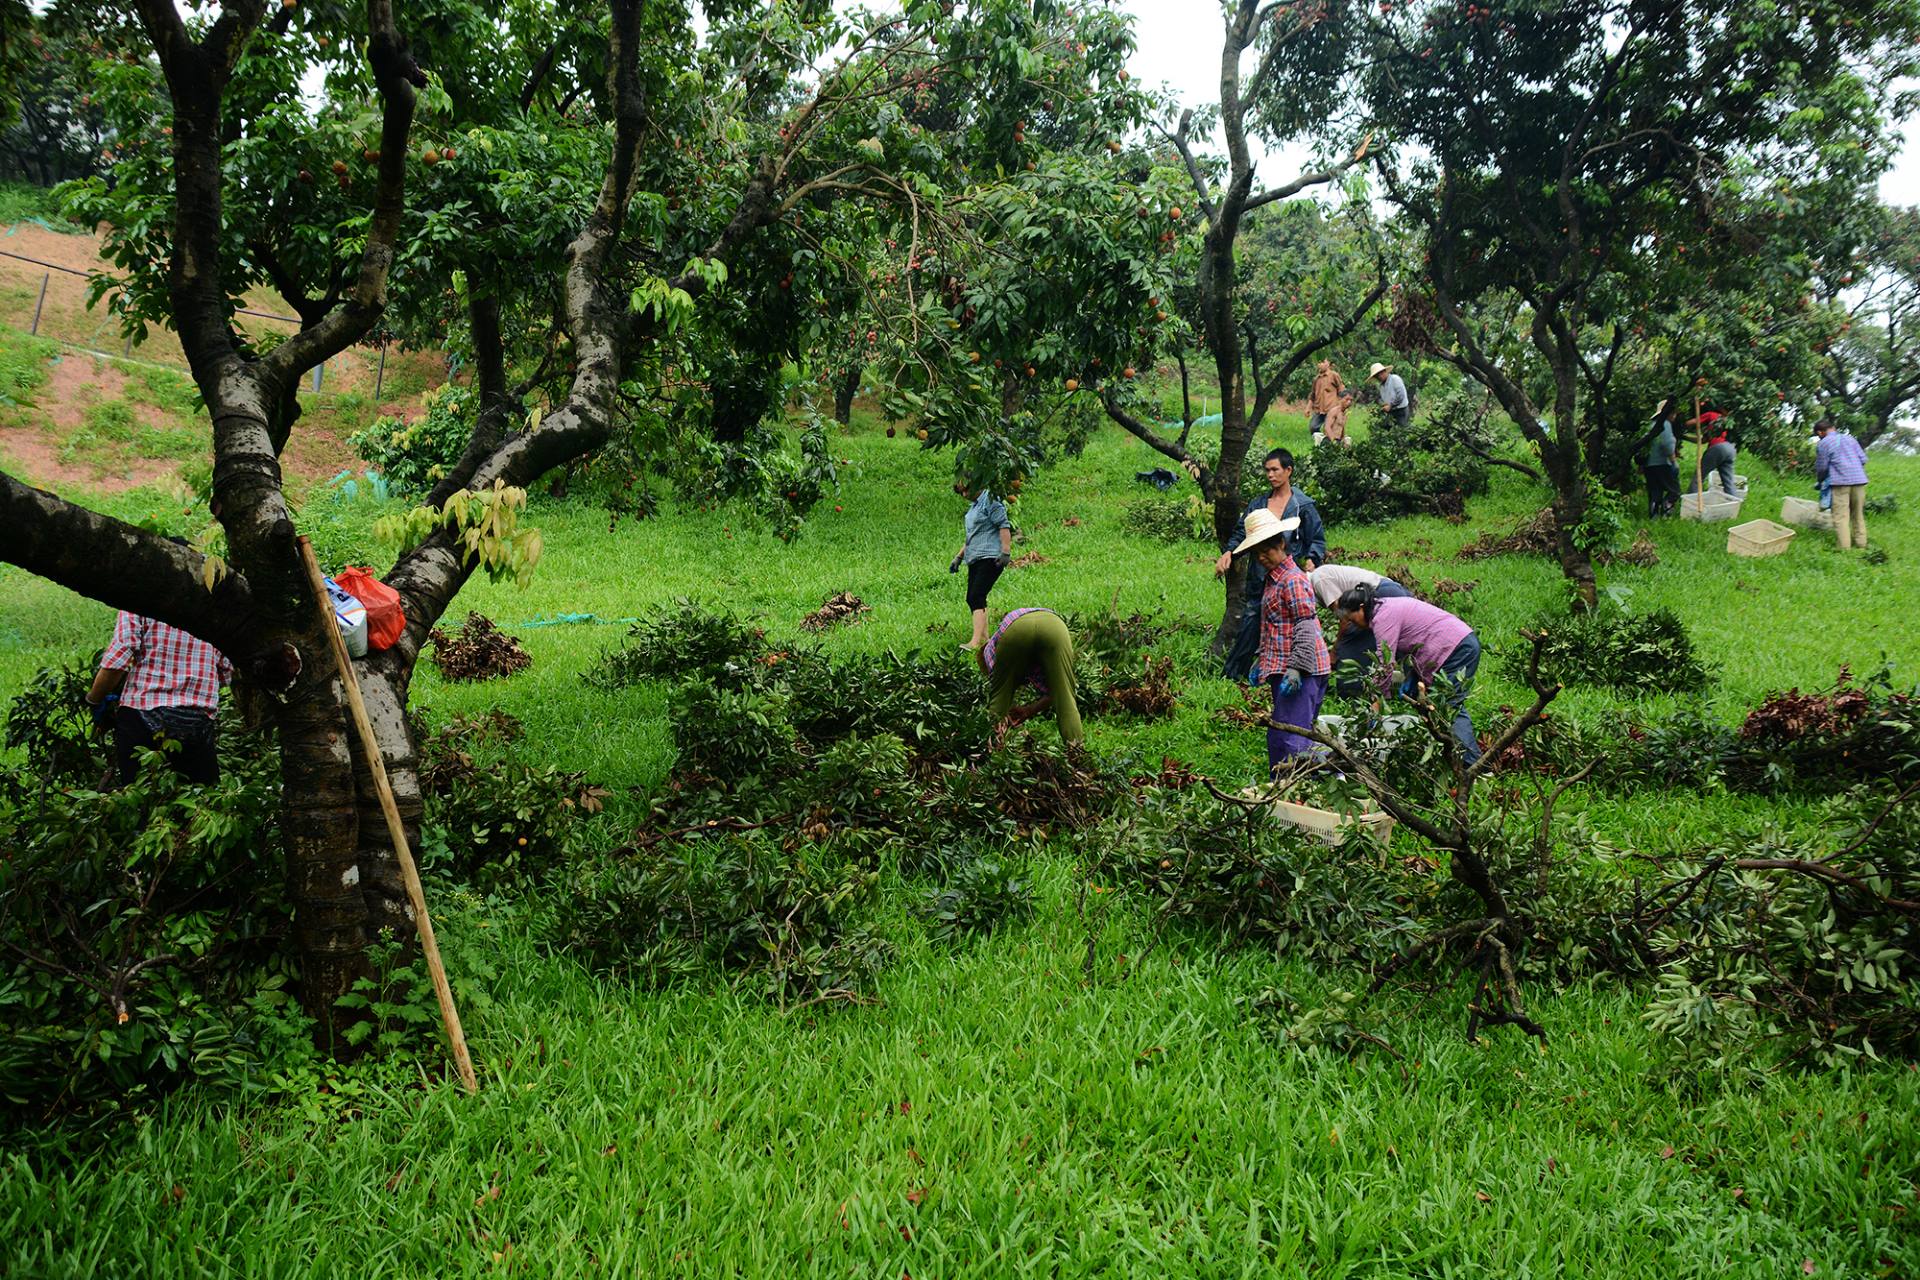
1120;0;1920;209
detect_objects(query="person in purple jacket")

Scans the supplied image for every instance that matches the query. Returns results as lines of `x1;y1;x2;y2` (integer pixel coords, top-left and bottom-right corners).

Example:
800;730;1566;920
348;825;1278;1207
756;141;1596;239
1812;419;1870;551
1336;584;1483;765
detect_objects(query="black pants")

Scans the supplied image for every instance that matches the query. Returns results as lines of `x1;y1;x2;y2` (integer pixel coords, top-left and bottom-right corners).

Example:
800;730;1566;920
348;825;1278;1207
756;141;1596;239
1643;463;1679;516
965;558;1005;610
114;705;219;786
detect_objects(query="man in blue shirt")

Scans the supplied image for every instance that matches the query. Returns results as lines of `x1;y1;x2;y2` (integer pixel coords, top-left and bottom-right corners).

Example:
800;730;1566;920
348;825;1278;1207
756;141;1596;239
1813;419;1870;550
1369;362;1410;430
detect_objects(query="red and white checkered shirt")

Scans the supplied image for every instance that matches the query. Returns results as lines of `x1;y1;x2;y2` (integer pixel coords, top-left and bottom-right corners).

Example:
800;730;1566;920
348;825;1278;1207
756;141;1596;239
100;613;232;712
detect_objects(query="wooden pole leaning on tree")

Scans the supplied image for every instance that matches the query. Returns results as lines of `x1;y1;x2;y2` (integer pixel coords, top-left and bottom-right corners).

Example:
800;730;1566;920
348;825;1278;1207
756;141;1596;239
1693;392;1705;499
295;536;480;1094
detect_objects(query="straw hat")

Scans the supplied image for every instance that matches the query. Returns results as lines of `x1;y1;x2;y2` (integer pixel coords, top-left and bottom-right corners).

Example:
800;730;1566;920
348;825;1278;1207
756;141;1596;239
1368;362;1392;378
1234;507;1301;557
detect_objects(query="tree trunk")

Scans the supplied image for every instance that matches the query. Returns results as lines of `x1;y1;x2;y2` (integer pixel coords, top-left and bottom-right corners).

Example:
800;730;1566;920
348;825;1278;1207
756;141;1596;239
274;661;369;1049
1541;443;1597;607
833;365;861;424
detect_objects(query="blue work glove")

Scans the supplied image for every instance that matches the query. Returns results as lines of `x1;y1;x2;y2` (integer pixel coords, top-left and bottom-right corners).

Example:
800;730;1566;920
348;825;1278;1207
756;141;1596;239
1397;677;1417;700
949;553;963;574
994;553;1011;569
1275;672;1301;697
88;692;119;729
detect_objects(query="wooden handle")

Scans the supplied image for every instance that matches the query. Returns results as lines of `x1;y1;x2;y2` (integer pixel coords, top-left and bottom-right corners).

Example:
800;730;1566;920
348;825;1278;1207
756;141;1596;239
297;537;479;1093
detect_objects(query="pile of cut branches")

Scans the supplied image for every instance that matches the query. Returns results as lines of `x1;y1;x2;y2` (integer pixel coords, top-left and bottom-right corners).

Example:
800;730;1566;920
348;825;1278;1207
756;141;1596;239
800;591;871;632
428;612;531;682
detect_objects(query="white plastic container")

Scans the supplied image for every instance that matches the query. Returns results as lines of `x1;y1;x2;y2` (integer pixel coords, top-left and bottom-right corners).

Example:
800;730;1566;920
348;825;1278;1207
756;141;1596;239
1728;518;1795;558
324;576;370;657
1780;496;1834;531
1705;472;1750;496
1679;489;1743;522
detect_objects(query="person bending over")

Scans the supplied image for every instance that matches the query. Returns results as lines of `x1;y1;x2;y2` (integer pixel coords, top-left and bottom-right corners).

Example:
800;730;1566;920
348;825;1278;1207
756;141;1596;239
975;607;1083;745
1335;584;1482;765
86;611;232;786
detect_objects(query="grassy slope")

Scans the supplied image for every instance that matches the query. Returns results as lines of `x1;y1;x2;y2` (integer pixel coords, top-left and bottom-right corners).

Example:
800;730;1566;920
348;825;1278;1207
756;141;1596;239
2;401;1918;1277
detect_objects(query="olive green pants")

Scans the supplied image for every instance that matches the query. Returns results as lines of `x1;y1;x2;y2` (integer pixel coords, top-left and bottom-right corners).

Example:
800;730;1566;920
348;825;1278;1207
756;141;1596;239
987;610;1083;744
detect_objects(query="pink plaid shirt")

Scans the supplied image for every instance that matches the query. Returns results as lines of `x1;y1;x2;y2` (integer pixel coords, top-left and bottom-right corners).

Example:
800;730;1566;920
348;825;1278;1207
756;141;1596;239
100;613;232;712
1256;557;1330;679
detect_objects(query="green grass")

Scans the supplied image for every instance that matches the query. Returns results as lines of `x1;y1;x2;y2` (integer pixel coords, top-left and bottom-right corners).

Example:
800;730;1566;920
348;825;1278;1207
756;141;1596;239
2;408;1918;1276
0;180;87;234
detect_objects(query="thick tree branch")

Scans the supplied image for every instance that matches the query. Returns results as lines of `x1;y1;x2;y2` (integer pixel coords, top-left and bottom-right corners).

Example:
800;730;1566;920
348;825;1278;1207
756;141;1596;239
0;471;262;655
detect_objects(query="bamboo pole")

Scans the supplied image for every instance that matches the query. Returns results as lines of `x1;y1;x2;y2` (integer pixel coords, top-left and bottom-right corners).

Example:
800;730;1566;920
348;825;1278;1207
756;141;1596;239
296;537;479;1093
1692;392;1705;499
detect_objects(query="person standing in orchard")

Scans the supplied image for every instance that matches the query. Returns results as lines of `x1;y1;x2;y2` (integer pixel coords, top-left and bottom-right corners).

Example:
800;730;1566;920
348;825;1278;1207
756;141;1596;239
949;477;1012;651
1232;509;1330;775
975;607;1083;746
1335;584;1483;765
1369;362;1410;430
1641;398;1681;517
1813;418;1871;550
85;611;233;786
1307;359;1352;445
1216;447;1325;683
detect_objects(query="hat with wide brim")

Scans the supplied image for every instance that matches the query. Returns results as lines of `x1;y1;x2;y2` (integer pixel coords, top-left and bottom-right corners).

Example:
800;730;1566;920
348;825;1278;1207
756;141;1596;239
1233;507;1301;558
1368;362;1392;378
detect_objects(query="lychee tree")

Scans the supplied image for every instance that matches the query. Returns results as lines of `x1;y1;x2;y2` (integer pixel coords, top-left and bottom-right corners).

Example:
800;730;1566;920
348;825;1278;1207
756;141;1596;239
0;0;1149;1040
1362;0;1920;602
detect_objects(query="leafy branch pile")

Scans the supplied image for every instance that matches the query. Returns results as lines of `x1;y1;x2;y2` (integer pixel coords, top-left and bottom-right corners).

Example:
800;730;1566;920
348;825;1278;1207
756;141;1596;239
1502;604;1712;695
1294;393;1492;525
427;612;532;683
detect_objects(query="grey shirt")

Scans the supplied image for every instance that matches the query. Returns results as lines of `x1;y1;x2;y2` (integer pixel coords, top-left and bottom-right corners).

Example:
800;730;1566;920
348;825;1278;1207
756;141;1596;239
1378;373;1408;411
1308;564;1383;608
1646;420;1676;467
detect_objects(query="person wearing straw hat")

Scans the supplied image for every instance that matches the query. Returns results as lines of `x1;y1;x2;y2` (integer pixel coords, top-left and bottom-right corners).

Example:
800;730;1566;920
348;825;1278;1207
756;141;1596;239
975;607;1083;746
1369;362;1410;430
1216;447;1325;684
1233;508;1331;775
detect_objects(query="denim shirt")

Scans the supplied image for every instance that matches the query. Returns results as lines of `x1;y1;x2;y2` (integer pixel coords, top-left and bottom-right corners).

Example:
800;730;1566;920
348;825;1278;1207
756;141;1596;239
962;491;1010;563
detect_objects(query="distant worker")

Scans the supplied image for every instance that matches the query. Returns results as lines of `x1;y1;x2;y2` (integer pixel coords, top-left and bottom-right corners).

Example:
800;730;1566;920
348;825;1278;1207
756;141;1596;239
1813;418;1870;550
1233;510;1330;774
1335;585;1483;765
85;611;232;786
1216;448;1326;683
1307;360;1353;445
950;478;1013;651
1642;398;1680;517
976;607;1083;745
1369;362;1410;430
1308;563;1411;695
1685;406;1741;498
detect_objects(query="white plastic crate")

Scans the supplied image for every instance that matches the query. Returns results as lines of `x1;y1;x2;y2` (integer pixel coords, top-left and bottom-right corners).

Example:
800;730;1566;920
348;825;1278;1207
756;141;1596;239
1728;518;1795;558
1679;489;1743;522
1705;471;1750;496
1780;496;1834;531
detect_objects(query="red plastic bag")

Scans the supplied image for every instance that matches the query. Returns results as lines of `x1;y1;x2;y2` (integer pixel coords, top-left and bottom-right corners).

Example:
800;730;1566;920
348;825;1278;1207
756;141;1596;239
335;566;406;651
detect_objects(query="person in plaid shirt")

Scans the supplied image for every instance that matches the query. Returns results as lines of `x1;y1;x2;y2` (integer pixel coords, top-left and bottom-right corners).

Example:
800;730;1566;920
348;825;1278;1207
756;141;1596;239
86;612;233;785
1233;508;1330;776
